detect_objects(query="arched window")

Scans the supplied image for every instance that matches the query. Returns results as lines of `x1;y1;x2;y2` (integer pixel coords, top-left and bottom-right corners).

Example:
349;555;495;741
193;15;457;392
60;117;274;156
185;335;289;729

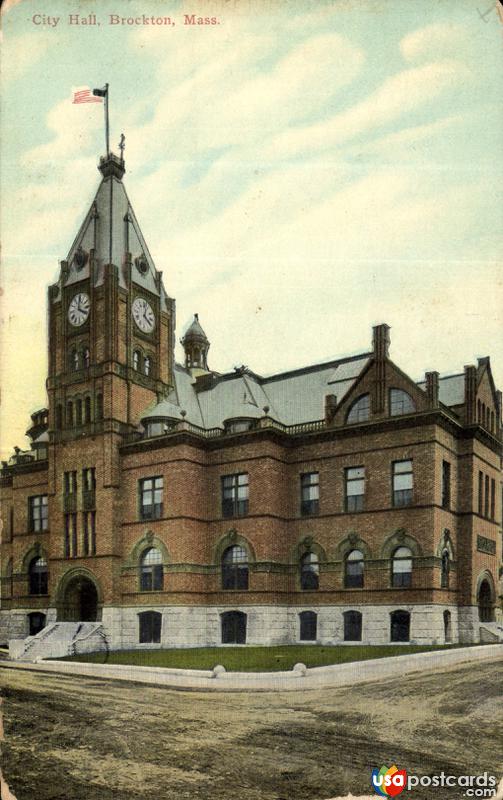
300;552;319;590
477;400;482;423
390;610;410;642
55;404;63;430
96;393;103;421
28;556;48;595
84;396;92;423
133;351;140;371
299;610;317;641
221;610;247;644
221;545;249;590
144;356;152;377
138;610;162;644
345;549;364;588
28;612;46;637
346;394;370;424
140;547;163;591
441;549;450;588
76;399;83;426
443;610;452;643
66;401;74;427
343;610;362;641
486;407;490;430
391;546;412;588
389;389;416;416
490;411;495;433
82;347;90;368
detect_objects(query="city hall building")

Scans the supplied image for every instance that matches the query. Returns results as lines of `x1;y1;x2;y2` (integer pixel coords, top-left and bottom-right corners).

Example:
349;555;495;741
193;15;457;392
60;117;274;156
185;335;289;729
1;151;502;654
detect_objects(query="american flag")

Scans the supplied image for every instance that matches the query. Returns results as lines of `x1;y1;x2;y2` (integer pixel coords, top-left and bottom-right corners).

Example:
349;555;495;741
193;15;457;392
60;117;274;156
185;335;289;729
72;87;103;104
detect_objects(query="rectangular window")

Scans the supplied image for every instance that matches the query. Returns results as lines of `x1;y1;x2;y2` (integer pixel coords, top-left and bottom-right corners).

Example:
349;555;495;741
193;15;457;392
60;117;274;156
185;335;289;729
300;472;319;516
64;471;77;495
139;611;162;644
478;471;483;516
28;495;48;533
82;468;96;492
392;460;413;507
345;467;365;512
139;476;163;520
490;479;495;520
484;474;489;518
221;473;249;518
83;511;96;556
82;468;96;510
441;461;451;509
64;513;77;557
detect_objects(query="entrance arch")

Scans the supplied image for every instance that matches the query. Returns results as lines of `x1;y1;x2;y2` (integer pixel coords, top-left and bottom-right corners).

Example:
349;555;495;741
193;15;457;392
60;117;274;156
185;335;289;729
57;570;102;622
478;579;494;623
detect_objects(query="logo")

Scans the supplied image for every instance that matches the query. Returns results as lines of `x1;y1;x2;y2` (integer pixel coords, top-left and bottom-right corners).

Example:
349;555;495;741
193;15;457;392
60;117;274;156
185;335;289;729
372;765;407;797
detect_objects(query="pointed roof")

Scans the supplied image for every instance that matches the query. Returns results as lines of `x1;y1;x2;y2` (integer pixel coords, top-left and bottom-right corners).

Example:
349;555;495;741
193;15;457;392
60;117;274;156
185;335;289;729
181;313;209;343
54;153;172;307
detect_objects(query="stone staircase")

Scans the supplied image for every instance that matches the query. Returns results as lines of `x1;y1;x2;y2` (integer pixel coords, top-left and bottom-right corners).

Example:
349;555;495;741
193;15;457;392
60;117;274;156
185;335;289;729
479;622;503;643
8;622;108;662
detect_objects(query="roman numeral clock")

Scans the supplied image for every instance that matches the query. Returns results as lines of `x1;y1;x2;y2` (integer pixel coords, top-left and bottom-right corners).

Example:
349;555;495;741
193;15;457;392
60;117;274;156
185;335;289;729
132;297;155;334
68;292;90;327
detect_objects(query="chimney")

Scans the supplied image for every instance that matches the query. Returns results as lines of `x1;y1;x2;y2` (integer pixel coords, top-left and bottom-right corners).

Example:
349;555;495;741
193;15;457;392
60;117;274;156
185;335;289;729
464;365;477;425
425;371;439;408
372;324;390;413
372;324;390;361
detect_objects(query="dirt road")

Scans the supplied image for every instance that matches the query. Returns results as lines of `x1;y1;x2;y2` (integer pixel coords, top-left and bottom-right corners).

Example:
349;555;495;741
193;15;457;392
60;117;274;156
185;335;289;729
0;658;501;800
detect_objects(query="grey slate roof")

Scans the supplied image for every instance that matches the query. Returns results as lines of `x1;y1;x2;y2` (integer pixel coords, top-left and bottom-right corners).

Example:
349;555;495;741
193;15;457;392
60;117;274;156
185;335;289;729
58;158;171;309
141;355;372;429
141;355;470;431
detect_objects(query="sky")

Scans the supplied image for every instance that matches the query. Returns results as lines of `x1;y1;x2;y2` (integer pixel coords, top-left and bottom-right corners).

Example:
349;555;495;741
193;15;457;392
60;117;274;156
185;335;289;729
0;0;502;458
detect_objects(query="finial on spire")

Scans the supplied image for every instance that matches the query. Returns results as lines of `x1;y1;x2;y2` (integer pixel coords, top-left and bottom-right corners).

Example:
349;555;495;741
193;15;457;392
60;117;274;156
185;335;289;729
119;133;125;162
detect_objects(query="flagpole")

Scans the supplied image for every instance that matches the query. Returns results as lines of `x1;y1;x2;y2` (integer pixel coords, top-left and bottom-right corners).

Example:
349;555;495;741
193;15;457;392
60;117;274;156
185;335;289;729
105;83;110;155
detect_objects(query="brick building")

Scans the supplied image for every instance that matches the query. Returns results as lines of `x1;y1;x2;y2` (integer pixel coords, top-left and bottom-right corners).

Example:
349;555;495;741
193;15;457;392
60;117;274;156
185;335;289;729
1;152;502;651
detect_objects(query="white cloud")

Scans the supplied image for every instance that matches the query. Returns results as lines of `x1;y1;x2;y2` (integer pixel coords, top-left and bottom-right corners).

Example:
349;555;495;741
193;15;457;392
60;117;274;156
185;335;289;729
265;60;471;160
1;33;50;82
400;23;471;63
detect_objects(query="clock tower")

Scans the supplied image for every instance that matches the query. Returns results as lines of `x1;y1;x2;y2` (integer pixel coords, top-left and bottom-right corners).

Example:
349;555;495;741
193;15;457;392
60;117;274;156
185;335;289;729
47;151;175;442
44;151;175;620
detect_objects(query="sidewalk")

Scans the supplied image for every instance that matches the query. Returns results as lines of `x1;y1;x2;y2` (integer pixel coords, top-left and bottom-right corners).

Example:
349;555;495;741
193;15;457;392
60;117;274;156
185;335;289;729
0;644;501;692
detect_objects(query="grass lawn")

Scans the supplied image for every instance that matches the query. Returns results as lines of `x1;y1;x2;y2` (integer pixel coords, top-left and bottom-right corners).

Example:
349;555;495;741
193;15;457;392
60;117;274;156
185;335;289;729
58;643;469;671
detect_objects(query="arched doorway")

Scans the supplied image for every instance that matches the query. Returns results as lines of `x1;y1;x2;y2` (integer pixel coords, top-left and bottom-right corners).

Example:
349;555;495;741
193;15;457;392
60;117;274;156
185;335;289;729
478;579;494;623
59;575;99;621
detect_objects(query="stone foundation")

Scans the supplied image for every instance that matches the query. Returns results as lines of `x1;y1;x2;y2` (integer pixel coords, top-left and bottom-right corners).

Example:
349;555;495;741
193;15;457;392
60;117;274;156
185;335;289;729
2;603;480;652
102;603;464;650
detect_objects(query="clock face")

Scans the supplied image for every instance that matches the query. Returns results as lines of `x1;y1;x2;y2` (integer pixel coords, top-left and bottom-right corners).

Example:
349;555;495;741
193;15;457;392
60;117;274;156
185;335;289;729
68;293;90;327
132;297;155;333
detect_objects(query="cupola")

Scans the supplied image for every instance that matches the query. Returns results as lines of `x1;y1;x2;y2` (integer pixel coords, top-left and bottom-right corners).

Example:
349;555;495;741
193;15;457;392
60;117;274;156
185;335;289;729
181;313;210;375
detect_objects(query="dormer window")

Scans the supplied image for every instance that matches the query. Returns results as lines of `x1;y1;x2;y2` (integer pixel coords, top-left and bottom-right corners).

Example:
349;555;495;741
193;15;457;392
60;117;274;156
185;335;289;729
390;388;416;416
346;394;370;424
